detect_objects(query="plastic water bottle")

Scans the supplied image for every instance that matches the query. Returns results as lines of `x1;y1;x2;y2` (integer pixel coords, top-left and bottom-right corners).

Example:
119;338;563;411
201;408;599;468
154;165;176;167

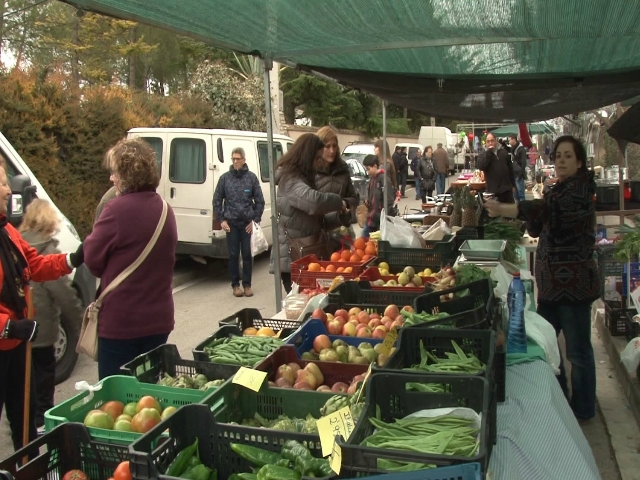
507;272;527;354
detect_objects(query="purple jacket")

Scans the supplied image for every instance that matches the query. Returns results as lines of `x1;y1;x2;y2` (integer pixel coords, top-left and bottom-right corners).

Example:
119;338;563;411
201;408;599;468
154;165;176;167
84;191;177;339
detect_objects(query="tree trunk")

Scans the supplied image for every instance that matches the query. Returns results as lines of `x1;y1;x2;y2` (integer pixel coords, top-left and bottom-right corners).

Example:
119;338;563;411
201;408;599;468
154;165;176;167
71;15;80;85
128;26;136;89
0;1;5;61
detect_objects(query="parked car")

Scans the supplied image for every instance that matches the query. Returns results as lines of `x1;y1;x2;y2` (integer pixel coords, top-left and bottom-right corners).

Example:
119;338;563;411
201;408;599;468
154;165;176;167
342;142;375;163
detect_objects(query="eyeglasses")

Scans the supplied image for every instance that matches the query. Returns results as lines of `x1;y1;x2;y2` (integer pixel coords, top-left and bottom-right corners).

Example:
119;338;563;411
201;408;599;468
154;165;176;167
232;157;244;161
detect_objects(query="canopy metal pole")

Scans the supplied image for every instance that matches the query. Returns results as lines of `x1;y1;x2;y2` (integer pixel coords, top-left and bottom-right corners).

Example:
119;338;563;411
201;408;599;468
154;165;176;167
382;100;388;214
263;57;282;311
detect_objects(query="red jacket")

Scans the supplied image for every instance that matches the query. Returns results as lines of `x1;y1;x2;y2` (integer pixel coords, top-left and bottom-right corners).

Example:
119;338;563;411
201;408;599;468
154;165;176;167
0;222;72;350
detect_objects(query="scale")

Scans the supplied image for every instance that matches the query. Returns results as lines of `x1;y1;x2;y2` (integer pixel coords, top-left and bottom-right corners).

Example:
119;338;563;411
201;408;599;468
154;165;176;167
455;254;500;270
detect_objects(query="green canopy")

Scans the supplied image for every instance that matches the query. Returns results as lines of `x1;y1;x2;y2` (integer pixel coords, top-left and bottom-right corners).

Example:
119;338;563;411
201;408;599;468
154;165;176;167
60;0;640;121
491;124;555;136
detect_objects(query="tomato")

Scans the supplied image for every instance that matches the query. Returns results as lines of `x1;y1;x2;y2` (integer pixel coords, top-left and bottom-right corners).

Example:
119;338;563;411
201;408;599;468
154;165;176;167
136;395;161;413
114;461;132;480
100;400;125;420
62;470;88;480
131;408;161;433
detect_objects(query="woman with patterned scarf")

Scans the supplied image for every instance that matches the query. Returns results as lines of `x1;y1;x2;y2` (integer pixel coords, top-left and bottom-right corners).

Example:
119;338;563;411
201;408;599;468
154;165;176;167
484;135;600;422
0;166;84;451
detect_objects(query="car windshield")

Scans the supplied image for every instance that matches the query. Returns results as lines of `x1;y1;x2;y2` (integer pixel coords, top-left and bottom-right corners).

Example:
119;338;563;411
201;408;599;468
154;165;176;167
343;152;369;163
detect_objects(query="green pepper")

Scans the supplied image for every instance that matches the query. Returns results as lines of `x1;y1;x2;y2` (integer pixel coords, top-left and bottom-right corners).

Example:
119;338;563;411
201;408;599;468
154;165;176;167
274;459;292;469
235;474;258;480
230;443;281;467
180;463;213;480
310;458;333;477
208;470;218;480
256;465;301;480
282;441;317;477
166;438;199;477
186;455;202;468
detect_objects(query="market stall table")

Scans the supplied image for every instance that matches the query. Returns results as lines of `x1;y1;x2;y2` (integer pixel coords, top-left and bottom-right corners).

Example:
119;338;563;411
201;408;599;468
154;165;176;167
488;359;601;480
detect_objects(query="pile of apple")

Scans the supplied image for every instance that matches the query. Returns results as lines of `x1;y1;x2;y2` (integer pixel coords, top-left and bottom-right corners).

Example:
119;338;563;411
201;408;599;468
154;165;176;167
268;361;366;394
312;304;411;338
301;336;394;366
83;396;176;434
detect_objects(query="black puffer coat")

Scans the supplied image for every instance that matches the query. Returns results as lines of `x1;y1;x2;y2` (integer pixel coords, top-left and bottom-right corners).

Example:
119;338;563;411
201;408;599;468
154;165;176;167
316;157;358;228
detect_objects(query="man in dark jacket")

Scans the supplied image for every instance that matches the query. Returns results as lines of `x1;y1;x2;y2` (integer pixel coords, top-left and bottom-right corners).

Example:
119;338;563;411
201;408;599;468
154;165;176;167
509;134;528;202
433;143;449;195
477;133;515;203
396;148;409;197
213;147;265;297
362;155;396;236
410;149;422;199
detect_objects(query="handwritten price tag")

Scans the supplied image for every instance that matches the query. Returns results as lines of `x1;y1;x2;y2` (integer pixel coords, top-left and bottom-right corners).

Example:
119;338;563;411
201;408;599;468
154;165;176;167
329;441;342;474
232;367;267;392
380;327;398;356
316;405;356;456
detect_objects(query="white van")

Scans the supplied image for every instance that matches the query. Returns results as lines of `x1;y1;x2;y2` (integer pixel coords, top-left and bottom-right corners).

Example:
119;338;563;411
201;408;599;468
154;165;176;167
0;132;95;384
342;142;375;163
127;128;294;259
418;127;458;173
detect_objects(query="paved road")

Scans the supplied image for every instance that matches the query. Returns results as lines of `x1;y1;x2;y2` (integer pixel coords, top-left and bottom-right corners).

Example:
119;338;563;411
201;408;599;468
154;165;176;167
0;185;630;477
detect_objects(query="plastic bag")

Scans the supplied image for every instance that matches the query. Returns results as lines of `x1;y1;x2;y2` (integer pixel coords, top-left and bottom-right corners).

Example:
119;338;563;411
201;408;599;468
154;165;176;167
380;208;422;248
621;337;640;374
251;221;268;257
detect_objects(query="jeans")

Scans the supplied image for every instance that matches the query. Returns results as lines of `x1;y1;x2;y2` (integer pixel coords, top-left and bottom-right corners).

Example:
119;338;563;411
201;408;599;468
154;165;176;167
537;302;596;420
0;342;37;453
227;222;252;288
32;346;55;428
436;173;447;195
414;175;421;199
98;333;170;380
515;177;526;202
396;172;407;196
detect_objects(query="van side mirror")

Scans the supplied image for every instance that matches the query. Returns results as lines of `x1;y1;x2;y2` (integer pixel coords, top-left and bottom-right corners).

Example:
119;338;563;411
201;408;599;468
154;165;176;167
8;174;37;227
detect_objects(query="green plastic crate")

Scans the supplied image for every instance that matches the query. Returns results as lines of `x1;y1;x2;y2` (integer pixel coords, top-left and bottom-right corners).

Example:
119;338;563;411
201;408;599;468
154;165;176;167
44;376;206;445
201;380;353;452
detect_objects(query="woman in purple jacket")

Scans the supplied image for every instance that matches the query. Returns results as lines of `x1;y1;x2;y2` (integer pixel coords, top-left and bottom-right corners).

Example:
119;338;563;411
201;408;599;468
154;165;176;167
84;138;178;379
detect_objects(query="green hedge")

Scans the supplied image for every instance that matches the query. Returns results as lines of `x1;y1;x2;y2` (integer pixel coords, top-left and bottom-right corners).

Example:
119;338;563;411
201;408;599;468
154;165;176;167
0;69;221;238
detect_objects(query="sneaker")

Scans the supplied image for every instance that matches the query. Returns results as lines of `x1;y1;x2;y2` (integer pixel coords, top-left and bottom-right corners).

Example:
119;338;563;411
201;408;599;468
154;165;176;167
244;287;254;297
233;286;244;297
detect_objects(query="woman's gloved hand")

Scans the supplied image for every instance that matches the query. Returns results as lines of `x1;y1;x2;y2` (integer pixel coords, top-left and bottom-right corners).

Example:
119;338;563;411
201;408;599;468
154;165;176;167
69;242;84;268
6;320;38;341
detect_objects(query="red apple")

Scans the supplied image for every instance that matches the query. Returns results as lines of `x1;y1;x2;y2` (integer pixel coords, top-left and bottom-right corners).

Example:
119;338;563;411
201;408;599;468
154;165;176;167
357;311;370;324
391;319;403;330
334;309;349;321
342;322;357;336
381;315;393;324
383;320;393;330
384;304;400;320
316;385;332;392
312;308;327;323
293;381;313;390
313;335;332;353
348;307;362;317
356;323;369;332
326;313;335;322
348;315;358;323
331;382;349;393
372;326;387;339
395;315;404;323
402;305;414;313
368;318;382;329
326;319;343;335
369;313;381;320
356;326;372;338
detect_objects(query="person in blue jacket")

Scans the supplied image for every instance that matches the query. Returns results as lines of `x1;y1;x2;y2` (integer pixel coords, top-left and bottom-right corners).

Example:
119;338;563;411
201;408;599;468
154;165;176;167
213;147;265;297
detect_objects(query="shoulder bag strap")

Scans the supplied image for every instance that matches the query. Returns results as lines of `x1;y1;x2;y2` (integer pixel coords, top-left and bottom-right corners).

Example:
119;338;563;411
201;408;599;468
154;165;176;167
95;200;168;307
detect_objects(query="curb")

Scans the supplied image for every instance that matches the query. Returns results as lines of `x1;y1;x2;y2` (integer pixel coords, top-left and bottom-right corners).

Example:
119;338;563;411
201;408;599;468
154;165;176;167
172;264;207;290
594;310;640;431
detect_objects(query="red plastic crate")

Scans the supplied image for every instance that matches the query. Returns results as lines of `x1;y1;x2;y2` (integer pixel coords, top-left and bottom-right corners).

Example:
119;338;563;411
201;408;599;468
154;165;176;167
290;254;376;289
255;345;368;389
359;266;435;292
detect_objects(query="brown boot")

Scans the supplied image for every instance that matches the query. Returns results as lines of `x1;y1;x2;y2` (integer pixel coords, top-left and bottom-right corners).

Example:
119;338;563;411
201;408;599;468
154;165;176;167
233;286;244;297
244;286;254;297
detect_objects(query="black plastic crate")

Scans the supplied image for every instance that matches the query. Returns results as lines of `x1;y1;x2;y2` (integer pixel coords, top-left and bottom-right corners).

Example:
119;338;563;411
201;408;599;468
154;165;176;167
413;279;495;329
120;343;240;386
624;310;640;341
407;295;486;330
192;324;243;362
218;308;302;337
339;373;493;475
0;423;128;480
605;304;634;337
378;328;496;384
327;281;425;310
595;184;619;205
377;237;456;271
494;345;506;404
129;403;333;480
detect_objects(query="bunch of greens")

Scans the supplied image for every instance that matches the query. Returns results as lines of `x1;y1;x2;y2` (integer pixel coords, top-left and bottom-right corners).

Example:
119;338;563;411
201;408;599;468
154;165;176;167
484;219;524;265
614;216;640;262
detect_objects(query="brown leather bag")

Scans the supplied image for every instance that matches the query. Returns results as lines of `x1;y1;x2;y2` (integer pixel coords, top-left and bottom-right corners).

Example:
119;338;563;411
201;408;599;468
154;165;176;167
279;213;330;261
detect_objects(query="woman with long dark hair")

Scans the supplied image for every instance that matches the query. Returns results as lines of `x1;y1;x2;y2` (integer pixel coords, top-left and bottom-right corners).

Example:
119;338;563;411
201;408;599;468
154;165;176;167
272;133;346;293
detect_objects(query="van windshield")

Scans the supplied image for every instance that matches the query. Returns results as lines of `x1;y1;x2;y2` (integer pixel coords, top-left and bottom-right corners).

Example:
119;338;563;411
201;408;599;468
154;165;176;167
343;152;368;163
